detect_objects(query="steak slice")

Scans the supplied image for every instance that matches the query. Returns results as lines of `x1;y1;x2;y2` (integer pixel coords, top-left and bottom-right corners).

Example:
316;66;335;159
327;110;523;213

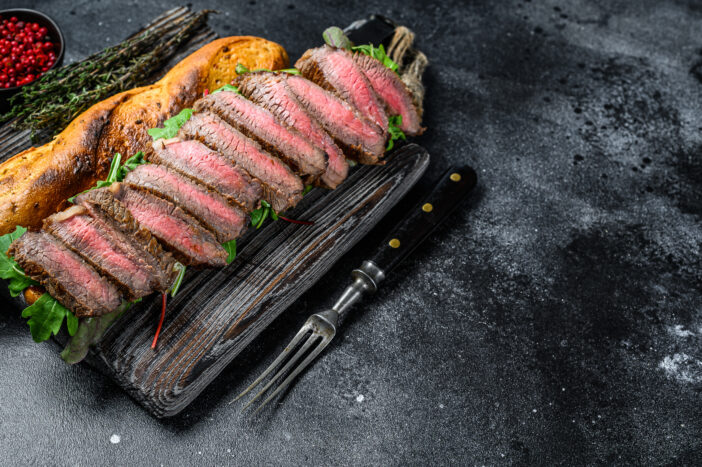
179;111;302;212
234;72;348;188
194;92;327;179
74;187;178;292
125;164;247;243
296;45;388;131
111;183;228;268
44;205;156;300
8;230;122;317
283;74;386;164
353;52;423;136
149;138;262;212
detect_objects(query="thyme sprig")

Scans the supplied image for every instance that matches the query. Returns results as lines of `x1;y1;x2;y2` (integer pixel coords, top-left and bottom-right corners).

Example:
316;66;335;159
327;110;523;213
0;10;212;140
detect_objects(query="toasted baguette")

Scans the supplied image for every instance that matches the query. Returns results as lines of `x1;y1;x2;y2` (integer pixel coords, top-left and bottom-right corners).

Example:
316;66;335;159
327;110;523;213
0;36;289;236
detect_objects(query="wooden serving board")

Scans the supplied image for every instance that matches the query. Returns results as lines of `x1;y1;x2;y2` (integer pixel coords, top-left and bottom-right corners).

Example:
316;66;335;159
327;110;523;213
1;10;430;417
95;145;429;417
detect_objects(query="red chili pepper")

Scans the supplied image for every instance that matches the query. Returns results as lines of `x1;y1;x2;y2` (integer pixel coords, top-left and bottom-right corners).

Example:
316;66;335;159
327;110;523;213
203;88;209;96
278;215;314;225
151;293;167;349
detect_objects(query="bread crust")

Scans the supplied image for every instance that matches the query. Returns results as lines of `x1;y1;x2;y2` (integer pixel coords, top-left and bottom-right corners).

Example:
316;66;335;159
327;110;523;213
0;36;289;235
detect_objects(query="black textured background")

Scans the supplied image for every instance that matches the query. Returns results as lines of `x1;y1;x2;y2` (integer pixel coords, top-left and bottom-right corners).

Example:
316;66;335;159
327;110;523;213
1;0;702;465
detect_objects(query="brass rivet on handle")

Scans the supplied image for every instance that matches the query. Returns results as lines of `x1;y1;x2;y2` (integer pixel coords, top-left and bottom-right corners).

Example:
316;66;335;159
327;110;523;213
389;238;401;248
422;203;433;212
450;173;462;182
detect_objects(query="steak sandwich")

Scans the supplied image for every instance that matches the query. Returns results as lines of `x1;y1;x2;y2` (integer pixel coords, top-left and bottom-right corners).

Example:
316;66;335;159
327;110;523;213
4;39;424;349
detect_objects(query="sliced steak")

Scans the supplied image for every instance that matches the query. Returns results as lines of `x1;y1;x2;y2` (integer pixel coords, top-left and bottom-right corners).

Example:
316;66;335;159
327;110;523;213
149;138;262;212
179;112;302;212
124;164;246;242
111;183;228;268
74;187;178;292
8;230;122;317
234;72;348;188
195;92;327;179
353;52;423;136
283;74;386;164
44;205;155;300
296;45;388;131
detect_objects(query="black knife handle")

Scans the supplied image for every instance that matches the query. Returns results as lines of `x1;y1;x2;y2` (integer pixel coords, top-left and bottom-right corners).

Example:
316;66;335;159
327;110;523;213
368;166;477;277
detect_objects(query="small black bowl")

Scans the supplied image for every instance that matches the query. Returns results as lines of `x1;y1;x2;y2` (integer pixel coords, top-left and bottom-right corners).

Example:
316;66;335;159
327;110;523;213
0;9;65;102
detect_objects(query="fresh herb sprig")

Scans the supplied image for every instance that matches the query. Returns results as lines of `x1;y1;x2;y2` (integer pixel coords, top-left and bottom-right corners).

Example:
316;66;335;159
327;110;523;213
212;84;240;94
386;115;407;151
147;108;193;141
22;294;79;343
250;200;278;229
0;226;37;296
0;10;212;140
352;43;399;73
68;151;147;203
222;240;237;264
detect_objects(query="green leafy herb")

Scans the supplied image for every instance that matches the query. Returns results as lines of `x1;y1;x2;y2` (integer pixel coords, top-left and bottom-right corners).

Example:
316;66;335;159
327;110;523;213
21;293;78;343
147;108;193;141
278;68;301;75
118;151;146;179
212;84;240;94
61;303;128;364
222;239;237;264
303;184;314;195
0;226;38;296
235;63;300;75
169;262;186;297
352;43;399;73
68;151;147;203
1;227;80;342
386;115;407;151
322;26;353;50
250;200;276;229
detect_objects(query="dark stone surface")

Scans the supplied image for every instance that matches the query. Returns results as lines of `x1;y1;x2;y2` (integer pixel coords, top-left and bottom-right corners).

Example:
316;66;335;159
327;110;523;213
1;0;701;464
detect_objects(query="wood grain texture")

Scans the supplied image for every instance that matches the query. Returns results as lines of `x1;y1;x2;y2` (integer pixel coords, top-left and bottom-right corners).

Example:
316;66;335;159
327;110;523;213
94;144;429;417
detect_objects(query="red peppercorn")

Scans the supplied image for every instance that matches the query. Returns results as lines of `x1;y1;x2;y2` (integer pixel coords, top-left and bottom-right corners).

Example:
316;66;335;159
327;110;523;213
0;19;58;87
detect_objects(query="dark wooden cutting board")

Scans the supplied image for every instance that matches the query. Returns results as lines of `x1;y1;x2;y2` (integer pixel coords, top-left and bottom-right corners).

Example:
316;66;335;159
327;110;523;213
96;146;429;417
1;9;431;417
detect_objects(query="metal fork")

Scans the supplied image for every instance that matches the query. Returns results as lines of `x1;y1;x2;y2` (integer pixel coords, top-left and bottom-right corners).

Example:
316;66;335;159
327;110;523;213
232;260;384;414
233;166;477;414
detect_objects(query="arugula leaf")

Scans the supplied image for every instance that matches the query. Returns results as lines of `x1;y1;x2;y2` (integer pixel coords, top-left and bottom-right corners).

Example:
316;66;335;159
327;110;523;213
21;293;78;343
235;63;300;75
0;226;38;297
147;108;193;141
68;151;147;203
222;239;237;264
169;262;186;297
250;200;275;229
322;26;353;50
303;184;314;195
61;303;128;364
386;115;407;151
117;151;145;180
235;63;250;74
212;84;240;94
352;43;399;73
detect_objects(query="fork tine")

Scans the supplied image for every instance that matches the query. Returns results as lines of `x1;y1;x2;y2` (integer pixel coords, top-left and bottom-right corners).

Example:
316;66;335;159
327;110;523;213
252;336;332;415
231;322;313;404
241;332;321;412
